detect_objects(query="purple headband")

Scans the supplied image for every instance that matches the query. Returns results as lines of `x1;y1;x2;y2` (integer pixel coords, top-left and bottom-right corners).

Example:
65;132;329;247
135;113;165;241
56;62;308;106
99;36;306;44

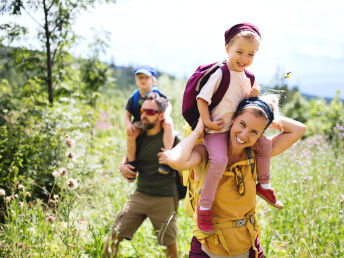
224;23;261;44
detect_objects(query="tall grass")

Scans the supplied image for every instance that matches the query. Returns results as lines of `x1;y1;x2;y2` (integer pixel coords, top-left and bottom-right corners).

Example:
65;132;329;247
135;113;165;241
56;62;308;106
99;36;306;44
0;76;343;257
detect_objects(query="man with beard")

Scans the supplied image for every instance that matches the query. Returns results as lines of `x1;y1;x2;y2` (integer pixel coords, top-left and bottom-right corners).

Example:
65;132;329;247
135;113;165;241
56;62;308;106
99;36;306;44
104;93;179;258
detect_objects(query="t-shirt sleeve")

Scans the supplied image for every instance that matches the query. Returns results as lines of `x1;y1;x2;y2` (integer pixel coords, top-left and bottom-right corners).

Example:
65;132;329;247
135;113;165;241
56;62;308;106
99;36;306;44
196;68;222;105
125;95;134;115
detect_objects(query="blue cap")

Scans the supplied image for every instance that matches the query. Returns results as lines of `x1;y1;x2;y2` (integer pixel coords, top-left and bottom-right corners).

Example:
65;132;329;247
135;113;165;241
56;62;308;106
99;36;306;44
134;65;157;77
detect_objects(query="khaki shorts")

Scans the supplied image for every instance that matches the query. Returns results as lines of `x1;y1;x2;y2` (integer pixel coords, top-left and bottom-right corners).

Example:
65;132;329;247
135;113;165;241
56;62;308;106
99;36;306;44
112;191;178;246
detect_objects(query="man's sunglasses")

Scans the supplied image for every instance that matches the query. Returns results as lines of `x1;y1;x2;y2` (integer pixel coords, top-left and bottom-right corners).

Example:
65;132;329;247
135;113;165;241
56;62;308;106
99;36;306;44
140;108;162;116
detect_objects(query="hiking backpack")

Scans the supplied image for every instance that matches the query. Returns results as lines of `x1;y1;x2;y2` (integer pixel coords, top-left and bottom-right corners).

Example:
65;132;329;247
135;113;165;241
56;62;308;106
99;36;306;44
182;61;255;129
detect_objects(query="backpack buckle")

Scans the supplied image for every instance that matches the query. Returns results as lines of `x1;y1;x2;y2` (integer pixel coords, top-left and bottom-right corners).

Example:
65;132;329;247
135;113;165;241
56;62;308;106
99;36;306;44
235;219;246;227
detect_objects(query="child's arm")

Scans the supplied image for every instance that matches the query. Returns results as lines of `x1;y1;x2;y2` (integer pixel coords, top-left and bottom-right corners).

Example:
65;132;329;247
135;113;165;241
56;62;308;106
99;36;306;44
197;98;224;131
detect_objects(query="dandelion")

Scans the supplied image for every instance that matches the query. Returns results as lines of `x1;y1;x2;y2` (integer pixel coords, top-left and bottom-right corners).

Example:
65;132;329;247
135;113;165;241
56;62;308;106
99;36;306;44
284;72;291;79
260;71;291;93
0;188;5;196
67;178;78;190
18;184;25;190
59;167;68;177
46;215;55;223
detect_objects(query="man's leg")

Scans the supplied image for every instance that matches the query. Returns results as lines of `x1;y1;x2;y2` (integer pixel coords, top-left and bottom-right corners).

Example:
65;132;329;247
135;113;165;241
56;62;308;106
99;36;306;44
148;196;179;257
166;241;178;258
103;191;147;257
103;236;122;258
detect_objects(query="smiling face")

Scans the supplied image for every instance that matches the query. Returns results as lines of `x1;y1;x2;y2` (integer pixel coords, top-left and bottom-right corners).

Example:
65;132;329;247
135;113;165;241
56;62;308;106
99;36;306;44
226;36;260;72
230;110;268;151
135;73;154;92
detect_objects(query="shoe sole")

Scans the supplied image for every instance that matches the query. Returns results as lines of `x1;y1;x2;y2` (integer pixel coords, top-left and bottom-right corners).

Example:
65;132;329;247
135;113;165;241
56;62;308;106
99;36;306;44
257;192;284;209
198;227;215;235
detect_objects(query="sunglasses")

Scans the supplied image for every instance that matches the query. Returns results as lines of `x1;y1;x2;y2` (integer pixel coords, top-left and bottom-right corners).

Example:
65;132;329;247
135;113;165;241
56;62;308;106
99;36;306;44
140;108;162;116
234;166;245;196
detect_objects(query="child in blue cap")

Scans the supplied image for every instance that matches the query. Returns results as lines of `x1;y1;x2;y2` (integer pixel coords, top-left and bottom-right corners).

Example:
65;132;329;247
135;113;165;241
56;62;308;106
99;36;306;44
124;65;174;175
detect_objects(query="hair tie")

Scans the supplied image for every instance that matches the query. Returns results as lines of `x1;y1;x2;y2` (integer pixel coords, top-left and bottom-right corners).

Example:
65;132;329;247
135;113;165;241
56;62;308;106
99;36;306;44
224;23;261;44
237;97;274;127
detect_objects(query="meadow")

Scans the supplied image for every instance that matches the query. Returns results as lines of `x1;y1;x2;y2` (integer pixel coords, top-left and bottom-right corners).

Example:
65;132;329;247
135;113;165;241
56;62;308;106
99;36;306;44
0;74;343;257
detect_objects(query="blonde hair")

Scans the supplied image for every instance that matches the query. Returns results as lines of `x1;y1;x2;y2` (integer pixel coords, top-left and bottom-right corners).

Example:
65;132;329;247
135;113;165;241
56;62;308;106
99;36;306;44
228;30;261;46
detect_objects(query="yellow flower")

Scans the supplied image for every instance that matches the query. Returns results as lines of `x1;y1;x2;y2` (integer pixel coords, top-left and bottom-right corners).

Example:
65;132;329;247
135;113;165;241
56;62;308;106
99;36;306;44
284;72;291;79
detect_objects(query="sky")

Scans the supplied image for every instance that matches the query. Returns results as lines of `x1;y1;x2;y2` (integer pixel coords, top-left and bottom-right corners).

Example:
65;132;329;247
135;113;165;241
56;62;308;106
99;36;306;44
2;0;344;98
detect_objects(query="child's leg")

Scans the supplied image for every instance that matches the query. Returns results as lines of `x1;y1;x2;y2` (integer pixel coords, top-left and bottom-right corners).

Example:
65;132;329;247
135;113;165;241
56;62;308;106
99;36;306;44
126;128;141;162
162;116;174;150
252;135;272;184
199;132;228;209
253;135;283;209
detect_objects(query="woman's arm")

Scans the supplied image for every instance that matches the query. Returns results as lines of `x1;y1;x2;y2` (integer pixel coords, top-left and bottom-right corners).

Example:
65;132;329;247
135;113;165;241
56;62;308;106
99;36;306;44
270;116;306;157
158;119;206;171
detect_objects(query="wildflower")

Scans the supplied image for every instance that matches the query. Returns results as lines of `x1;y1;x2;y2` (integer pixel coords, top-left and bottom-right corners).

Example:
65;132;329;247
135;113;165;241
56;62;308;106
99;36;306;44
59;167;68;177
66;138;73;148
52;170;60;178
5;196;14;202
49;199;56;206
0;188;5;196
26;192;31;198
14;194;18;198
340;194;344;205
18;202;24;208
46;215;55;223
284;72;291;79
53;194;59;199
67;178;78;190
68;152;75;159
18;184;25;190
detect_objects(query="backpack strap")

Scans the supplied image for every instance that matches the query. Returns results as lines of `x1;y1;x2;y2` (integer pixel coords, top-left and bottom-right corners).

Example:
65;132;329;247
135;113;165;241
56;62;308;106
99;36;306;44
209;63;231;111
132;86;160;119
244;70;255;87
244;147;255;176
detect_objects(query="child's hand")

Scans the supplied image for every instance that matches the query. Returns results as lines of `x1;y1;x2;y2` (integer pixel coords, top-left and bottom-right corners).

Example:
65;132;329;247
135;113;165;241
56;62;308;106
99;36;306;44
126;123;137;137
205;119;224;131
248;86;260;98
162;116;173;130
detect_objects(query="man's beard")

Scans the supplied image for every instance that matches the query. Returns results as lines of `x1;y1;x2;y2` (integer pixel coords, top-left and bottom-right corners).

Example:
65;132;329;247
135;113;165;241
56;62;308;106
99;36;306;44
134;117;159;131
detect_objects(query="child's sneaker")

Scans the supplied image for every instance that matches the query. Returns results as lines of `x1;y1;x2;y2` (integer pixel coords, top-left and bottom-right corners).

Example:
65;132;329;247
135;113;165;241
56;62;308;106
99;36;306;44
197;206;215;234
256;183;284;209
158;164;171;174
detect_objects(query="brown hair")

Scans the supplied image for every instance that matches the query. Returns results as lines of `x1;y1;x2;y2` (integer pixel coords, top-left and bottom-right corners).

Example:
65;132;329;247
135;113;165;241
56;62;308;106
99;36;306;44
144;92;168;113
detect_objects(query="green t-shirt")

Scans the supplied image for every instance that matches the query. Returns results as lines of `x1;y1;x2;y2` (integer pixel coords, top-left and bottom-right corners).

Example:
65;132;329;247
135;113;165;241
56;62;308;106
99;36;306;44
136;130;179;197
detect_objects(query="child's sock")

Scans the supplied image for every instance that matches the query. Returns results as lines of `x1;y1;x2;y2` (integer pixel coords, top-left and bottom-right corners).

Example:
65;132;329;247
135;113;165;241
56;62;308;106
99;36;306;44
260;183;271;189
199;206;211;211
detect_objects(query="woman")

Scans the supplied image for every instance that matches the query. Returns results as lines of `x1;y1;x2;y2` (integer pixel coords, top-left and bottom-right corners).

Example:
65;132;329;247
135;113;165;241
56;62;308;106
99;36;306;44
158;96;306;257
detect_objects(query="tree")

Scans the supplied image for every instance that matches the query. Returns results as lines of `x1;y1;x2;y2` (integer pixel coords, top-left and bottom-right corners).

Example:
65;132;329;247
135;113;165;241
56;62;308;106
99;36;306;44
0;0;115;105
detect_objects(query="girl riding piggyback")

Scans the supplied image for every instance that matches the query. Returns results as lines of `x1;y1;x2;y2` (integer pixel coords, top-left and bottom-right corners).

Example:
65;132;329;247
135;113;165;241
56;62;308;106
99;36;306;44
196;23;283;234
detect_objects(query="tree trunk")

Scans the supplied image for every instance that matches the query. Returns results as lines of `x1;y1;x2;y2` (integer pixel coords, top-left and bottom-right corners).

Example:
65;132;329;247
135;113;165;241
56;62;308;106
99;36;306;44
43;0;53;105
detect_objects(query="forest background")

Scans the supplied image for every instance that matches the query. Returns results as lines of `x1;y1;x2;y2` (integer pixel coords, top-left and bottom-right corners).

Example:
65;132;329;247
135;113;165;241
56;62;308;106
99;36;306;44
0;0;344;257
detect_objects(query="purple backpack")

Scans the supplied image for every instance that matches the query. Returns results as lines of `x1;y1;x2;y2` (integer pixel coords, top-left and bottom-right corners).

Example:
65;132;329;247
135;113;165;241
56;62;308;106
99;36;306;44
182;61;255;129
